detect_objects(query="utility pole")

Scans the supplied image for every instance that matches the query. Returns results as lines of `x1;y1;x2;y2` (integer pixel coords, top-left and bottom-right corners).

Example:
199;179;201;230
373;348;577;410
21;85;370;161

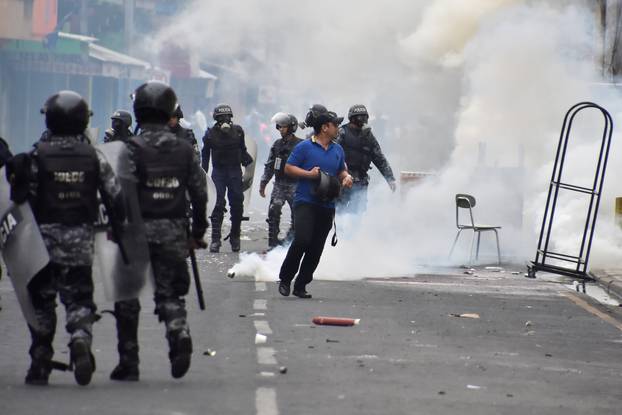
80;0;88;35
124;0;135;55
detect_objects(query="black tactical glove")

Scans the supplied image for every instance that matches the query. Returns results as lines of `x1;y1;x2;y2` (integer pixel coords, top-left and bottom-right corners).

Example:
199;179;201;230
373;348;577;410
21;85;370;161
241;151;254;167
5;153;31;204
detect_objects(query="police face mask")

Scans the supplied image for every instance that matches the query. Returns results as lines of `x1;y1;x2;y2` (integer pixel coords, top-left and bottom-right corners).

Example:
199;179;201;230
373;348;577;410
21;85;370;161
111;119;126;133
353;115;369;129
217;116;233;131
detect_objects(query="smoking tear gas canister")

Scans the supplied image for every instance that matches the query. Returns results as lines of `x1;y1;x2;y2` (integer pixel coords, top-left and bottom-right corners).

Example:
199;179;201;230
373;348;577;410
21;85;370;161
312;316;360;326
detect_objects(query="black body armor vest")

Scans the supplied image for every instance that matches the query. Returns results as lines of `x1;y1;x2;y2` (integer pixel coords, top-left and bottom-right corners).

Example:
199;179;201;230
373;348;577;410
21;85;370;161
273;136;302;180
340;126;372;174
208;125;243;167
132;136;192;219
35;141;99;225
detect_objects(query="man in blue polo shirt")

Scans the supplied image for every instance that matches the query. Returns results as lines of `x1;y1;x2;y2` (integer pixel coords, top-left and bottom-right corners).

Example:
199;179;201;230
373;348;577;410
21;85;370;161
278;105;354;298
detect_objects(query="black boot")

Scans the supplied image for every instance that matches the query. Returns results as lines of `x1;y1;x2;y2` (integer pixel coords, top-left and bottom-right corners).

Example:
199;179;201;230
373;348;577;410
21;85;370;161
111;300;140;381
25;360;51;386
230;220;241;252
267;218;280;249
26;324;55;386
210;216;223;253
169;330;193;379
110;363;139;381
70;338;95;386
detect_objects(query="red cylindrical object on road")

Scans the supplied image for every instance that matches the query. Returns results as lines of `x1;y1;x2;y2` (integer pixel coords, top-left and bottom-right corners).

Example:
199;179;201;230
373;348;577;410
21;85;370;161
312;316;360;326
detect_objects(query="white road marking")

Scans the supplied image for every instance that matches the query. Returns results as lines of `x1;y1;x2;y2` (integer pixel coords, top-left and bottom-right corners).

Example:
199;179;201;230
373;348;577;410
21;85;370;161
254;299;267;310
256;387;279;415
257;347;277;365
255;320;273;335
254;281;278;415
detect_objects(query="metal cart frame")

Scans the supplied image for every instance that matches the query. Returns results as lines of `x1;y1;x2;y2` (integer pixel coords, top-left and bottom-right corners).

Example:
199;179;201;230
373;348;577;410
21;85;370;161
527;102;614;287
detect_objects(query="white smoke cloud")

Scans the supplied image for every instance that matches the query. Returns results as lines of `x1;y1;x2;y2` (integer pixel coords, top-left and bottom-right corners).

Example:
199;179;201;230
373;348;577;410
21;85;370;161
153;1;622;280
399;0;522;68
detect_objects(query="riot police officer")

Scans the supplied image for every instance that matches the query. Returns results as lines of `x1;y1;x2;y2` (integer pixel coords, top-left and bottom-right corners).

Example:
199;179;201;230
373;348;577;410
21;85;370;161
104;110;133;143
110;81;208;381
337;105;396;213
201;104;253;253
13;91;125;386
259;113;302;248
168;105;200;161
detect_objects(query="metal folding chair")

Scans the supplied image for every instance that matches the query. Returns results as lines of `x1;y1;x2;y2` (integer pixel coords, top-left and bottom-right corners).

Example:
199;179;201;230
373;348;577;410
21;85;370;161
449;194;501;265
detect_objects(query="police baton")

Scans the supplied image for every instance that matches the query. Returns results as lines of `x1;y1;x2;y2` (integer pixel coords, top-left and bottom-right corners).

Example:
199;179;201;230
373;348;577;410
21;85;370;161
189;245;206;311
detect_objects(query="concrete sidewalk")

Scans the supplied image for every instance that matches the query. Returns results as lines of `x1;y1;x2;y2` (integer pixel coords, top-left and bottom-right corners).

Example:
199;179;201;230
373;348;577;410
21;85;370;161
590;268;622;301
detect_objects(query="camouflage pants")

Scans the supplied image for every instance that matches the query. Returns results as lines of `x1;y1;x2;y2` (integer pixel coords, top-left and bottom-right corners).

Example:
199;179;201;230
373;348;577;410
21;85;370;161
27;263;96;366
114;242;190;365
267;181;297;245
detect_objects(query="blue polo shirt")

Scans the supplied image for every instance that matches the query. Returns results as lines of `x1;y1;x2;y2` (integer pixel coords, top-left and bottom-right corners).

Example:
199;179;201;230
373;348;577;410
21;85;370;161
287;137;346;208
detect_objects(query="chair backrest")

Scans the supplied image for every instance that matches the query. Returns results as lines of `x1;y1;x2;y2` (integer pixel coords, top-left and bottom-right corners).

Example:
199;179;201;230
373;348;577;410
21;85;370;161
455;193;476;228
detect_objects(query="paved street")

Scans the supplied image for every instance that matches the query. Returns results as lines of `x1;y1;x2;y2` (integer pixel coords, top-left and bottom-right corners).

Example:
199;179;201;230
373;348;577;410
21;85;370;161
1;217;622;415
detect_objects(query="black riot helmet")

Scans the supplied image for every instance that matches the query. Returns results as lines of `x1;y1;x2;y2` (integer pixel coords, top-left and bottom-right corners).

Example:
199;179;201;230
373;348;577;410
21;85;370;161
132;81;177;125
312;170;342;203
348;104;369;127
213;104;233;123
304;104;343;130
41;90;92;135
348;104;369;119
288;114;298;133
111;109;132;127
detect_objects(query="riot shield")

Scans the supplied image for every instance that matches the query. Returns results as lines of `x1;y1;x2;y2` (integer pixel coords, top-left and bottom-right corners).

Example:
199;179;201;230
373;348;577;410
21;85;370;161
0;167;48;330
206;171;216;219
94;142;154;302
242;135;258;210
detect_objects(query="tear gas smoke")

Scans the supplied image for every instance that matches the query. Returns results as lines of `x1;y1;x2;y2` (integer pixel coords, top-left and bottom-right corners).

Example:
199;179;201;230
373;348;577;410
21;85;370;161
155;1;622;281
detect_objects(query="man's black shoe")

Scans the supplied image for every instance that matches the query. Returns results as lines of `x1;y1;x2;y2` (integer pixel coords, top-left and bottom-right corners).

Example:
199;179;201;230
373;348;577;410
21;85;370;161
110;363;139;381
278;282;290;297
292;289;312;299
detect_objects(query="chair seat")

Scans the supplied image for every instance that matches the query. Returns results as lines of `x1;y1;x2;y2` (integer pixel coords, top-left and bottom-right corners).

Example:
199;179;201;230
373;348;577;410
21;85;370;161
459;225;501;230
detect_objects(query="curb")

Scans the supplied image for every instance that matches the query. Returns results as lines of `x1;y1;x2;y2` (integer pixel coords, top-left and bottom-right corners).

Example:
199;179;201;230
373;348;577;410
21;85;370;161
589;270;622;302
